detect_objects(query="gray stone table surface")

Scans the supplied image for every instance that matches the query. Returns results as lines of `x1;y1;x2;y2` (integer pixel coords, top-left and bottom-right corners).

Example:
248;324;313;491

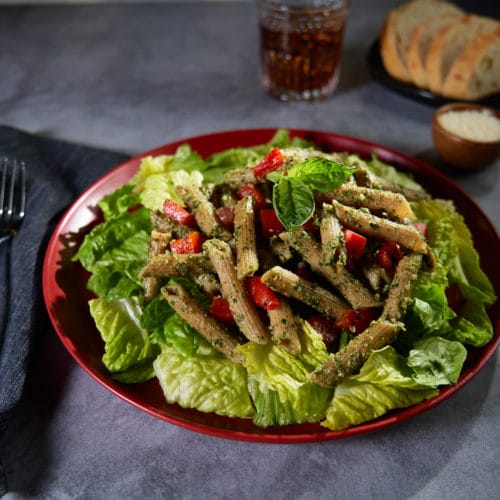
1;1;499;498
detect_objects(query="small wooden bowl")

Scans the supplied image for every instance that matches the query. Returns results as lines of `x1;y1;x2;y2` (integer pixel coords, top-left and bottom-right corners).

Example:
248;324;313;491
432;103;500;171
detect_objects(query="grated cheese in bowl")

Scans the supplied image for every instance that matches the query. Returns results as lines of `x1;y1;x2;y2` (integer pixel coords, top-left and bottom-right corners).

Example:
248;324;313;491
438;110;500;143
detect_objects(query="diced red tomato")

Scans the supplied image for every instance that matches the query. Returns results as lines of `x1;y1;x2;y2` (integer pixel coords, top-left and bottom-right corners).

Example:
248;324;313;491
215;206;235;231
301;217;317;233
307;316;340;346
343;229;367;271
446;282;465;315
236;184;267;210
246;276;280;310
336;307;379;334
413;221;428;239
260;208;284;237
162;199;196;228
295;261;312;280
170;231;203;254
376;241;403;270
253;147;285;178
209;297;235;325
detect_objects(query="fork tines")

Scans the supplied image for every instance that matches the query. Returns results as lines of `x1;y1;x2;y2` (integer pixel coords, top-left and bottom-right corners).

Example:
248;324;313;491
0;158;26;240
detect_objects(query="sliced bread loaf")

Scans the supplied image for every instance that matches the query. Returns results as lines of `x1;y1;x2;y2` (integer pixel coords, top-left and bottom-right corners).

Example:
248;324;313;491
380;0;464;83
441;32;500;100
406;13;464;89
425;15;500;94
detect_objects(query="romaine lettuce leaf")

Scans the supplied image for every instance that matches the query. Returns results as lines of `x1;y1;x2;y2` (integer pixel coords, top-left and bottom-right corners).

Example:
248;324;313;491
153;346;254;418
408;337;467;386
366;153;424;191
139;170;204;212
97;184;140;219
132;145;205;186
73;206;151;270
86;230;150;298
411;199;496;347
89;297;159;383
73;207;152;298
239;321;333;427
322;346;439;431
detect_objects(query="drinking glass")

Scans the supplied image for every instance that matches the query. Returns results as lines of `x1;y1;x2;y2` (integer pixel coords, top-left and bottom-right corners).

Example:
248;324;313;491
257;0;348;102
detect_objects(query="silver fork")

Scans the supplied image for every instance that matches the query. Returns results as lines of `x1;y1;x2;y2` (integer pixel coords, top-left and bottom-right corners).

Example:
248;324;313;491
0;158;26;246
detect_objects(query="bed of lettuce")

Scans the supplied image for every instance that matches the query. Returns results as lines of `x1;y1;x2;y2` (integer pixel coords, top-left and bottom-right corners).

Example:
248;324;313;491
72;130;496;431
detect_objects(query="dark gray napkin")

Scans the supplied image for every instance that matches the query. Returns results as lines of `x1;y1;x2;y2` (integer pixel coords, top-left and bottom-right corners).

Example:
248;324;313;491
0;125;129;495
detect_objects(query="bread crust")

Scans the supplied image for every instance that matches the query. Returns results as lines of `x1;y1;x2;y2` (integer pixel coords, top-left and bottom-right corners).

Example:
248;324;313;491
441;32;500;100
380;0;465;84
425;15;500;94
380;9;410;82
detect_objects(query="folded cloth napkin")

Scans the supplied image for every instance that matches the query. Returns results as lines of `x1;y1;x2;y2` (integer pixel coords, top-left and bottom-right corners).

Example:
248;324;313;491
0;125;129;495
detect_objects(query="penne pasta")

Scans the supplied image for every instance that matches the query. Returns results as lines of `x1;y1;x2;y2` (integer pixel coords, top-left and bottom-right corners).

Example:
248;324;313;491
143;230;172;300
309;320;402;388
223;167;258;189
176;184;232;241
161;284;243;363
268;237;293;264
332;200;429;253
319;205;346;265
234;196;259;280
321;184;415;219
204;239;270;344
261;266;349;319
140;253;213;279
267;296;302;355
381;252;423;322
354;166;429;202
280;230;381;309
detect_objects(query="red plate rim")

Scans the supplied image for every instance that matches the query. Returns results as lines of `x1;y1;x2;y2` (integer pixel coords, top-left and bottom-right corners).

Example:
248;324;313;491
42;128;500;443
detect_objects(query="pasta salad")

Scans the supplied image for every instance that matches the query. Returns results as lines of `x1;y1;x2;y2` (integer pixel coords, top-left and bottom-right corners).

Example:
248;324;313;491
73;130;496;430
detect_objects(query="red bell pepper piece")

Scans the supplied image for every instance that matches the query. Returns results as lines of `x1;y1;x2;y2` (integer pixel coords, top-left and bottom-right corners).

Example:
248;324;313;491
170;231;203;254
162;199;196;228
209;296;235;325
260;209;284;237
343;228;367;271
236;184;267;210
336;307;379;334
377;241;403;270
246;276;280;310
301;217;317;234
344;229;367;261
254;147;285;178
335;309;359;331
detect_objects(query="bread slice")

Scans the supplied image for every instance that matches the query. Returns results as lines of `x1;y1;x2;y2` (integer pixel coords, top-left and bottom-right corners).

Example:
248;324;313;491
425;15;500;94
380;0;464;83
441;32;500;100
406;13;464;89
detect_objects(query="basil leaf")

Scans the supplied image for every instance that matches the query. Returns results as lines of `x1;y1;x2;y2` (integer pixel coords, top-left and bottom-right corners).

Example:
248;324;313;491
288;158;355;193
272;177;315;231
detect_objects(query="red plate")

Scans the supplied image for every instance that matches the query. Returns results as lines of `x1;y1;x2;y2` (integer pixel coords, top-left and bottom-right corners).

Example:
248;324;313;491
42;129;500;443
